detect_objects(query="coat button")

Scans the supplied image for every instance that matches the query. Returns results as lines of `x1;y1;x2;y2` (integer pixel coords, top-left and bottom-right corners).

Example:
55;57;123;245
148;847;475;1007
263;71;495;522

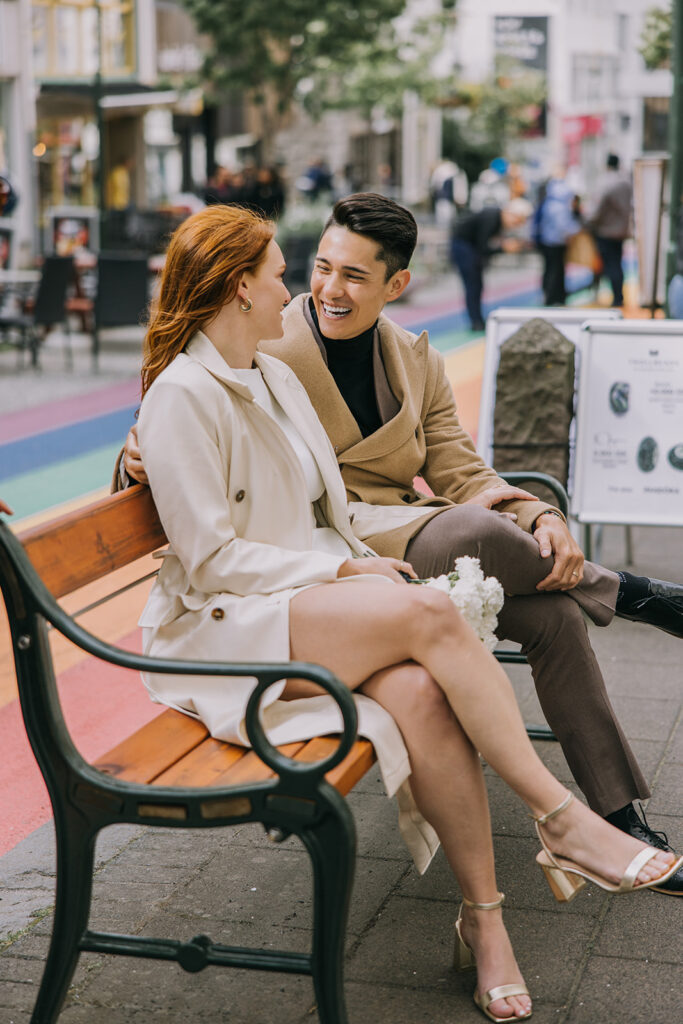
211;607;225;621
235;489;246;502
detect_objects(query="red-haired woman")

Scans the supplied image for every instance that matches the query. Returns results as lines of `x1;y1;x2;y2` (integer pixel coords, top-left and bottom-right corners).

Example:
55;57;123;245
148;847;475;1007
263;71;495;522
137;205;679;1023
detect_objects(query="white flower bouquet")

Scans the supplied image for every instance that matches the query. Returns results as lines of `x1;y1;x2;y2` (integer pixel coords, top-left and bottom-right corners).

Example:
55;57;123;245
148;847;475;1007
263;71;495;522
415;556;504;651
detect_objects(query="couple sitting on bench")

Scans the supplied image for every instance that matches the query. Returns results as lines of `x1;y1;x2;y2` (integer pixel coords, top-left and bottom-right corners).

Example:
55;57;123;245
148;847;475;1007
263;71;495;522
122;195;682;1023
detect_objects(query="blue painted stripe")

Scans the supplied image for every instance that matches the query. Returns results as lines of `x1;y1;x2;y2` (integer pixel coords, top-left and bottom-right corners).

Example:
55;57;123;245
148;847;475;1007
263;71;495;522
402;269;592;339
0;406;136;482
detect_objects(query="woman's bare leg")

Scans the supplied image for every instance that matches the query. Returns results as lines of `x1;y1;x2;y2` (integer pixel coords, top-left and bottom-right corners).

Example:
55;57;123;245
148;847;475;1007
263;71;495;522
359;662;530;1019
288;580;675;887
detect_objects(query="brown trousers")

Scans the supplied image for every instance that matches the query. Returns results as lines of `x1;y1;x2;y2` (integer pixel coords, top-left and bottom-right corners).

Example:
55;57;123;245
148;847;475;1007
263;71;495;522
404;505;649;816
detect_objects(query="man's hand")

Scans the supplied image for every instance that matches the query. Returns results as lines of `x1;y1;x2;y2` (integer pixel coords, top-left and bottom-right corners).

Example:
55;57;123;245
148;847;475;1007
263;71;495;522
337;556;416;584
464;485;538;521
123;424;148;486
534;514;584;590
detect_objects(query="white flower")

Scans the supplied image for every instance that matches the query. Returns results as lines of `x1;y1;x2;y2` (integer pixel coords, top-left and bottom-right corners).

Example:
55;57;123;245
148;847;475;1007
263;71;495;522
421;556;504;652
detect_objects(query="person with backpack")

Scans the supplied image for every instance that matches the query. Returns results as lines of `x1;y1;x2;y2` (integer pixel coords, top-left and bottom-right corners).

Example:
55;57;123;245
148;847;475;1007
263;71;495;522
533;167;580;306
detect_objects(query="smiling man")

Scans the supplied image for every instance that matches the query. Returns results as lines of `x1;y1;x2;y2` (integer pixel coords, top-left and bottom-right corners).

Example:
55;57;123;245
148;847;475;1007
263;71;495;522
119;192;683;891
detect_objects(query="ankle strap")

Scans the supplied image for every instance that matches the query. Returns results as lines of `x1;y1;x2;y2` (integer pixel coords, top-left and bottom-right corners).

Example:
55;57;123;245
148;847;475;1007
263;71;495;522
462;892;505;911
532;791;574;826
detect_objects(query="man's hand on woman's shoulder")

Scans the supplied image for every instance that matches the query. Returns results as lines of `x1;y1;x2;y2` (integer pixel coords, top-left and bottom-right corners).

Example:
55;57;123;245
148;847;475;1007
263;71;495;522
123;424;149;486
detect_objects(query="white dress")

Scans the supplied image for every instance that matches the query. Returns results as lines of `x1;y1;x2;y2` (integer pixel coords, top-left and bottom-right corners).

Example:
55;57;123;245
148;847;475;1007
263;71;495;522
138;337;440;872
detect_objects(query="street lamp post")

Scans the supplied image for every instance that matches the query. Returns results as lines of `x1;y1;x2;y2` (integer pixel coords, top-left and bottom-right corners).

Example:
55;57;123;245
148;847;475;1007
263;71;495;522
94;0;107;248
666;0;683;302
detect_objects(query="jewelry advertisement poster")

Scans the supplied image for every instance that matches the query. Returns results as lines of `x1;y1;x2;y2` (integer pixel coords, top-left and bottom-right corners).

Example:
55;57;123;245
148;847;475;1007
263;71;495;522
573;321;683;525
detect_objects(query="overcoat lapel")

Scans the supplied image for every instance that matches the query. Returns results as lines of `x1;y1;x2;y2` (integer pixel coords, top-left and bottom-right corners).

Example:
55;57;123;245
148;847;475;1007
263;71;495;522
262;294;429;464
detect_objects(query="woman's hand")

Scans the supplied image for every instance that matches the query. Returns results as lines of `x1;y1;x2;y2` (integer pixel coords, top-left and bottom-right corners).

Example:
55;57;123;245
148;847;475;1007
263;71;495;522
464;485;538;520
337;556;417;583
123;424;149;486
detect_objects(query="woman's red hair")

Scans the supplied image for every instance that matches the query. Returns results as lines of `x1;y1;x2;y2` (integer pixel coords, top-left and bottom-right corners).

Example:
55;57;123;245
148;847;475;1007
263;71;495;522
141;205;274;397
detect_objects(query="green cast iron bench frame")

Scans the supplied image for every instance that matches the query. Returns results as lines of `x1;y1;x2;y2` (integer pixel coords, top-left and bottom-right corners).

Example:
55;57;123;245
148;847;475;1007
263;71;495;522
0;470;566;1022
0;488;373;1024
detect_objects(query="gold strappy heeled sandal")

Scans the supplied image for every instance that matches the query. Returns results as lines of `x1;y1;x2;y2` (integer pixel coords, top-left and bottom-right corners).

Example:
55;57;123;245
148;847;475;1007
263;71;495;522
454;892;532;1023
533;792;683;902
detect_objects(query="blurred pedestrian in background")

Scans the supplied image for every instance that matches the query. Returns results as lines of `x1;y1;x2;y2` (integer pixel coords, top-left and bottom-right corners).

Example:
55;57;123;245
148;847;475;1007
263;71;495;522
451;198;533;331
532;166;581;306
430;159;469;227
296;157;333;201
586;153;632;308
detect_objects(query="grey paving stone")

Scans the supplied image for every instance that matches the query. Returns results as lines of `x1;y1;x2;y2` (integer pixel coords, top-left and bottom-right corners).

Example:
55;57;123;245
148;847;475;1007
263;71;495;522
644;763;683;815
665;718;683;763
345;790;406;861
565;955;683;1023
0;980;36;1010
346;895;593;1006
593;891;683;962
0;888;54;943
400;834;604;918
608;696;680;743
63;952;316;1021
0;957;43;983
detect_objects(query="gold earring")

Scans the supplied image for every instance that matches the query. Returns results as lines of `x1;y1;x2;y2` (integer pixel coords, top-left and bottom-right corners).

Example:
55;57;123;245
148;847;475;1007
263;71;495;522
239;298;253;312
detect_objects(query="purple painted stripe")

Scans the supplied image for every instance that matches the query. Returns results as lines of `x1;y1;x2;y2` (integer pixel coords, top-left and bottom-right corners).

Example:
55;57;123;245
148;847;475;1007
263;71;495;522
0;376;140;444
392;266;587;329
391;270;538;328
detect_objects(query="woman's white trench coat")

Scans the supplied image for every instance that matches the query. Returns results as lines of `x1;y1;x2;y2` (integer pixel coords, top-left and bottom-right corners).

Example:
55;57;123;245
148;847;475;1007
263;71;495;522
137;332;440;871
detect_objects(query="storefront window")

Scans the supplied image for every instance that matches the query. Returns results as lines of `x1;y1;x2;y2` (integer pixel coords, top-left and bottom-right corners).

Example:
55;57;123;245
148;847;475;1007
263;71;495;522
35;116;98;216
32;0;135;79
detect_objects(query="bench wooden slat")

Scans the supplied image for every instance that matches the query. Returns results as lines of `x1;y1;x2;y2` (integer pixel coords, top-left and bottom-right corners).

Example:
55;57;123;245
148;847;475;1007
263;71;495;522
19;487;165;599
152;736;246;787
95;708;208;783
296;736;377;796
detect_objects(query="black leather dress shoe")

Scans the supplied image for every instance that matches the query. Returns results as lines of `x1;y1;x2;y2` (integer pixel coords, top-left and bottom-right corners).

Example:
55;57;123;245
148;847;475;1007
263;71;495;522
606;803;683;896
615;578;683;638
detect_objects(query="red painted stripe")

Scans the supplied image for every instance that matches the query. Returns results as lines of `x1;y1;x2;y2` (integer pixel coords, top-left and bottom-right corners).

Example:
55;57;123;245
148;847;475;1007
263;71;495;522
0;377;140;444
0;628;163;857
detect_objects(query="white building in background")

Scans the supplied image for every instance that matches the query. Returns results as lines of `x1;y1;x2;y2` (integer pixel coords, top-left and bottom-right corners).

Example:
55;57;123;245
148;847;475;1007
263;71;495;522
0;0;37;266
450;0;672;187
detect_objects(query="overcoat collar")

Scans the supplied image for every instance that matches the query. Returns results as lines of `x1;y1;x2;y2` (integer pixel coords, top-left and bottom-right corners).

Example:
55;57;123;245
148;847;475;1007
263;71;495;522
302;298;401;425
184;330;348;516
268;295;430;463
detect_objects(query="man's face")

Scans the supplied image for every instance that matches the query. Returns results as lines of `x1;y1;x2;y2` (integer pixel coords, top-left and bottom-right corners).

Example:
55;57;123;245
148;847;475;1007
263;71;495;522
310;225;409;339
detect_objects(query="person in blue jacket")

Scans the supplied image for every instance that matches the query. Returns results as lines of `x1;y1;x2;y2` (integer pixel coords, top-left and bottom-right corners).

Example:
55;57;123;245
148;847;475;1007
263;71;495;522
533;168;580;306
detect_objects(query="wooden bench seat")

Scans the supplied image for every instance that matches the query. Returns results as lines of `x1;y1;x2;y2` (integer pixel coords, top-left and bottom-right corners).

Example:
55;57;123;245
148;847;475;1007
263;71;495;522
0;486;376;1024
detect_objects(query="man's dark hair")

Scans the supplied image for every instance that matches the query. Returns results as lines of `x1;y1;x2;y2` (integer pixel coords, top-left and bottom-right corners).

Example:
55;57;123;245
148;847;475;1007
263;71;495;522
323;192;418;280
607;153;620;170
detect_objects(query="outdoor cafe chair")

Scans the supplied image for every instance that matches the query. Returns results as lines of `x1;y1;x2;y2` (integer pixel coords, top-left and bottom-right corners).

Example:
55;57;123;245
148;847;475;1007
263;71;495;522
0;255;74;367
92;252;150;365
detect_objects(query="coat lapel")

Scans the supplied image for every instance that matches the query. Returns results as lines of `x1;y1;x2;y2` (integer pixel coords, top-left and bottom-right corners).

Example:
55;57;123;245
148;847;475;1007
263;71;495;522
262;296;429;464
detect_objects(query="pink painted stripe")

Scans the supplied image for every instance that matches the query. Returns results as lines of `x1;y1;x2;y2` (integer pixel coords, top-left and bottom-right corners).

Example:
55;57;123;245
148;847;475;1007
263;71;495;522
0;627;162;857
0;376;140;444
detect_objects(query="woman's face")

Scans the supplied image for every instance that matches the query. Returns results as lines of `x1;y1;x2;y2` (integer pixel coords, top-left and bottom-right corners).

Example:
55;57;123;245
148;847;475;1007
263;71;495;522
242;239;291;340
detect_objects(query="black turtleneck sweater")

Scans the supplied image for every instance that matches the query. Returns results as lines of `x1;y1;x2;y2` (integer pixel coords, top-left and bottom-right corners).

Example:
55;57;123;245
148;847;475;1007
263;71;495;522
309;300;382;437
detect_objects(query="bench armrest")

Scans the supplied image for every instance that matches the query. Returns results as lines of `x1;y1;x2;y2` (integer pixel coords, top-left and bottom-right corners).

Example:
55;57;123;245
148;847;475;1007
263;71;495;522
498;471;569;517
0;521;357;780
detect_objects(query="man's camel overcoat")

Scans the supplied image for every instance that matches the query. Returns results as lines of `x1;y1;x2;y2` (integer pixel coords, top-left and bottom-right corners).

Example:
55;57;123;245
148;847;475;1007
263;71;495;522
259;294;558;558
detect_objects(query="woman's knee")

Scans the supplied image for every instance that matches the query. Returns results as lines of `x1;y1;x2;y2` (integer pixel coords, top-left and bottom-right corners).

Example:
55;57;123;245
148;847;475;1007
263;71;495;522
367;662;455;736
403;586;464;647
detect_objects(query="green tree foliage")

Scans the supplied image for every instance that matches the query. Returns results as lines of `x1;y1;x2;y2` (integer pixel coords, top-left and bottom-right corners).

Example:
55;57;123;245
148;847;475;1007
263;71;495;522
180;0;409;110
299;13;453;121
639;5;673;70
